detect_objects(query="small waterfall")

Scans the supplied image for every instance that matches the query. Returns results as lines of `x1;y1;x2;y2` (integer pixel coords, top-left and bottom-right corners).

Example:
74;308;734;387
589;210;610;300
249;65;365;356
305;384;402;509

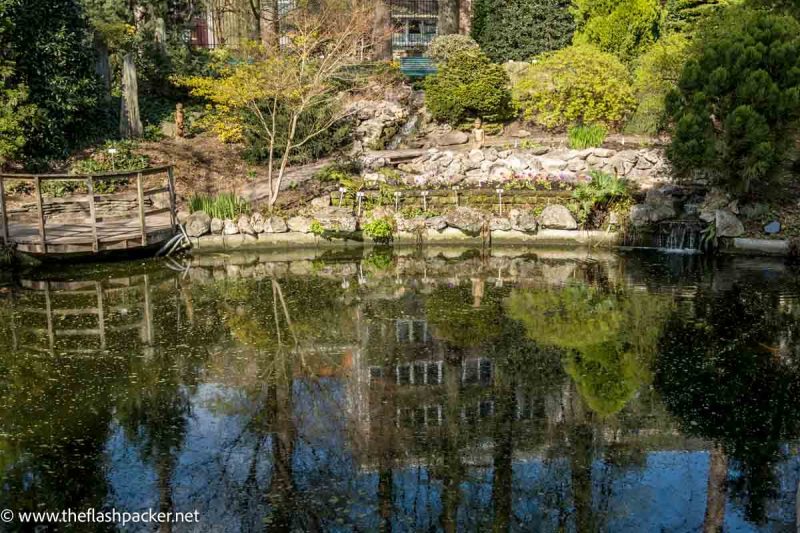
654;220;703;253
386;113;420;150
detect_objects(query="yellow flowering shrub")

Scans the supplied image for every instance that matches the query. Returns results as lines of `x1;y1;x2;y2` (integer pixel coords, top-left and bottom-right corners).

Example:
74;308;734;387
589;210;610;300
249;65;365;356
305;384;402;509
512;44;635;130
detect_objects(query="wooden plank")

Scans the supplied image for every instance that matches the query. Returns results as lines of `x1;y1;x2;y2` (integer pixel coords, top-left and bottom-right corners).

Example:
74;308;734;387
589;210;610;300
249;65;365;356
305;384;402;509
0;165;172;180
145;206;172;216
87;177;99;252
0;176;8;244
136;172;146;246
34;176;46;253
167;166;177;235
143;186;169;196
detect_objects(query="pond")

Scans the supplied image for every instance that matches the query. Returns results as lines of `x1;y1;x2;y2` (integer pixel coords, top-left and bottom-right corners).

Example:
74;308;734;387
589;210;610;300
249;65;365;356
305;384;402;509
0;248;799;532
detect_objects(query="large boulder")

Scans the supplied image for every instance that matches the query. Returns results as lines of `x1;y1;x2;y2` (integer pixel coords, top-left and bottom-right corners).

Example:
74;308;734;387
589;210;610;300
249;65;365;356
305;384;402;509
490;217;512;231
210;217;224;235
222;219;239;235
539;205;578;230
509;209;538;233
238;214;256;235
287;216;313;233
310;195;331;209
715;209;744;237
489;164;513;182
264;216;288;233
425;215;448;231
185;211;211;237
435;130;469;147
629;204;651;227
445;207;487;235
314;206;358;233
250;213;265;233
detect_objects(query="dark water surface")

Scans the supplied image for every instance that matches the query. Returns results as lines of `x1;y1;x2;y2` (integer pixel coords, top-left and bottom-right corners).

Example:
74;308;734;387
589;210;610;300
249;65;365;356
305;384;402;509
1;248;800;532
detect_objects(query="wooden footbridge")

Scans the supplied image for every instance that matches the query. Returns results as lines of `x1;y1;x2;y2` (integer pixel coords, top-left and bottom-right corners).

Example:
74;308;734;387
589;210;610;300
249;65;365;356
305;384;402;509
0;166;177;259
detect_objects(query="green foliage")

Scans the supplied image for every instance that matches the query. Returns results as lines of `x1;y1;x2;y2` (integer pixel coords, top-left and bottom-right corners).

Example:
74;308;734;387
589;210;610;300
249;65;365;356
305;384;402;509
665;0;739;33
567;124;607;149
470;0;574;62
626;34;689;136
188;193;250;220
241;100;354;165
513;44;635;130
424;50;514;125
309;220;325;237
4;0;109;162
0;64;34;166
427;34;480;64
572;171;630;223
313;159;362;184
572;0;663;63
363;248;394;271
426;284;504;348
362;217;394;244
666;9;800;197
72;140;150;174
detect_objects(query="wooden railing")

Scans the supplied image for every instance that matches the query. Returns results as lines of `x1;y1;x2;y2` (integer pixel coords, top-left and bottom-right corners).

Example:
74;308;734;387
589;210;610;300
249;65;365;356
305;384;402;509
0;166;176;254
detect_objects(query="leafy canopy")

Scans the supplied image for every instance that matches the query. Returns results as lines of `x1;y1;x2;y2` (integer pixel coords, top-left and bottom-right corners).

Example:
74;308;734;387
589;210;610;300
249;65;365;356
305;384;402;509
471;0;574;62
666;8;800;197
572;0;663;63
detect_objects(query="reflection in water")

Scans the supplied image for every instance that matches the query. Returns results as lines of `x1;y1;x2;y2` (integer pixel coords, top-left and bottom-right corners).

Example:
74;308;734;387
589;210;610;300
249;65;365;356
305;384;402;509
0;251;799;531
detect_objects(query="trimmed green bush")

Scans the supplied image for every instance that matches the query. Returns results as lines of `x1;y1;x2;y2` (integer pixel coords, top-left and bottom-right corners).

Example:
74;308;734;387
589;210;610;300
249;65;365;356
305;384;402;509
471;0;574;63
513;44;635;130
572;0;663;63
424;49;514;125
427;35;480;64
666;8;800;197
568;124;607;149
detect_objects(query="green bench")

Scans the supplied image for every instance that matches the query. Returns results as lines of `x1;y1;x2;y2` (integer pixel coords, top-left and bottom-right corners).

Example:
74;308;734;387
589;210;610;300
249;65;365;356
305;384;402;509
400;57;437;78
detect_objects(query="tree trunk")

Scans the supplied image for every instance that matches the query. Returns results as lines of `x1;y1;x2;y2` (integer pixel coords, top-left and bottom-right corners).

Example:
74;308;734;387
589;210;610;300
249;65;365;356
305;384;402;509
120;53;143;139
438;0;460;35
703;446;728;533
372;0;392;60
260;0;281;47
94;40;112;103
154;17;167;52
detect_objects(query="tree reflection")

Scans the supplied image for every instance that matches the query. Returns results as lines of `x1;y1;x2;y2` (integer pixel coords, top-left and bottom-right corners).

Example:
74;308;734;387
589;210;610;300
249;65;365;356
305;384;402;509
655;283;800;525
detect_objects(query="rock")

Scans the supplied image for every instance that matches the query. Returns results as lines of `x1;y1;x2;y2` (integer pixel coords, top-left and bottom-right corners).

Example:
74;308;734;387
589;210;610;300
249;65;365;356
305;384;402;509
314;206;358;233
396;215;426;232
715;209;744;238
504;155;528;172
287;216;313;233
740;202;769;219
435;130;469;146
468;149;484;165
592;148;614;158
539;205;578;230
567;158;587;172
702;188;731;211
484;148;499;161
512;129;531;138
490;217;512;231
425;216;448;231
210;217;224;235
645;187;674;209
445;207;486;235
764;220;781;235
489;164;513;181
264;216;288;233
237;214;256;235
509;209;537;232
530;146;549;156
649;204;676;223
185;211;211;237
223;219;239;235
310;195;331;208
251;213;265;233
540;158;568;173
629;204;651;227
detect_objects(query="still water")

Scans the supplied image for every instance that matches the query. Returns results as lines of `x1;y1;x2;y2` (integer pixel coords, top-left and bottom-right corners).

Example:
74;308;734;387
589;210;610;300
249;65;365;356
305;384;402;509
1;247;799;532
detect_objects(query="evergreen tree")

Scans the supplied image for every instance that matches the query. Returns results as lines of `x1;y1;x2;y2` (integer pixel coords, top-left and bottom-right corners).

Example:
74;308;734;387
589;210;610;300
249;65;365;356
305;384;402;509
665;0;738;33
5;0;107;161
666;8;800;197
572;0;663;63
471;0;574;62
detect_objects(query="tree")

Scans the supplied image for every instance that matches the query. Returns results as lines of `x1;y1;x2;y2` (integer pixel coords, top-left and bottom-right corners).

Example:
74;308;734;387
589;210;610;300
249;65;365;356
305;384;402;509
0;1;35;166
666;8;800;197
470;0;574;62
572;0;663;63
664;0;739;34
180;0;377;210
4;0;107;161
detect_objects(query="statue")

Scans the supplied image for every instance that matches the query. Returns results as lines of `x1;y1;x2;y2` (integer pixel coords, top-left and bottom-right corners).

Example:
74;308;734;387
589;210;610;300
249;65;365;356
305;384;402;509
472;118;485;149
175;103;185;138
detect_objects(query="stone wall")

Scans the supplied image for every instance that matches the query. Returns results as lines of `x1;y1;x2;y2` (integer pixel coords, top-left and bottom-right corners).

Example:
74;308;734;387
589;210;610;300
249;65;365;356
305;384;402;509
362;145;668;190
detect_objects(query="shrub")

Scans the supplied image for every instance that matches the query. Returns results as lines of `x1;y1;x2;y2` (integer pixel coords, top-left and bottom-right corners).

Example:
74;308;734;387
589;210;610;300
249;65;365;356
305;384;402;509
424;50;514;125
665;0;738;33
363;217;394;244
470;0;574;62
513;45;635;130
0;65;35;166
572;0;663;63
313;159;361;183
568;124;607;149
626;34;689;136
188;193;250;220
572;170;629;223
666;9;800;198
427;35;480;64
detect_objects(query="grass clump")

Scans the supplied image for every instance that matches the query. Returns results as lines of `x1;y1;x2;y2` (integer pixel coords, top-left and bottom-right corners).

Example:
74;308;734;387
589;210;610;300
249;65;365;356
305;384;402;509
189;193;250;220
568;124;607;149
